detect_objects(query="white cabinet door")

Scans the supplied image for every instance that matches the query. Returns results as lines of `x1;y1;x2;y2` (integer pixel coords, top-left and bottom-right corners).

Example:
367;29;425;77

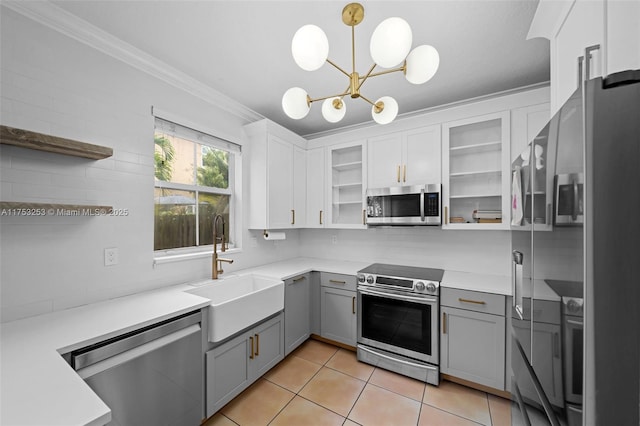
320;286;356;346
306;148;325;228
284;274;311;355
267;135;294;229
367;125;441;188
441;306;506;390
292;145;307;228
403;126;441;186
367;133;403;188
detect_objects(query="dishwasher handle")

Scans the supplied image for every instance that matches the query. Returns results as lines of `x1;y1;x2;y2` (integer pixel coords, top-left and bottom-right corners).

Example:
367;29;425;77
70;310;201;371
76;323;201;380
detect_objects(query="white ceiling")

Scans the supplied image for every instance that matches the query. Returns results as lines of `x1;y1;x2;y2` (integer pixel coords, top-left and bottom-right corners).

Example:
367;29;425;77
50;0;550;138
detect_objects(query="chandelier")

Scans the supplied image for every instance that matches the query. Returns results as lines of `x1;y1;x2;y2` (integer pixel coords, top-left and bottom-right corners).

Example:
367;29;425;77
282;2;439;125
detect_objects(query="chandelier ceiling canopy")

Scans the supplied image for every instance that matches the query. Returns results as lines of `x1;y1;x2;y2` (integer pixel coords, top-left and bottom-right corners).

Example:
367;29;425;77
282;2;440;126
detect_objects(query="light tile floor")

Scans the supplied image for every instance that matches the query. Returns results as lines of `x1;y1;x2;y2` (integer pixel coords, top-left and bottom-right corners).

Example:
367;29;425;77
204;339;512;426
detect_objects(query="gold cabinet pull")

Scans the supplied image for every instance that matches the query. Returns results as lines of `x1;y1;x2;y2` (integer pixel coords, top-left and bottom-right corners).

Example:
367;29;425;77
291;209;295;225
362;209;366;225
403;165;407;182
444;206;449;225
329;279;346;284
442;312;447;334
458;298;486;305
352;296;356;314
293;275;306;282
319;210;323;225
397;165;401;182
249;336;254;359
255;333;260;357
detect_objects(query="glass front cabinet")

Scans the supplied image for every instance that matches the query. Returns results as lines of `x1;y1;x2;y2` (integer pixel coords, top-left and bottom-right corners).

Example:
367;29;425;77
442;111;511;229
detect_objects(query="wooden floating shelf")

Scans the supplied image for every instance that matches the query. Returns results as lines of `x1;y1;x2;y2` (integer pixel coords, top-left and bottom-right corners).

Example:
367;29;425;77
1;201;114;215
0;125;113;160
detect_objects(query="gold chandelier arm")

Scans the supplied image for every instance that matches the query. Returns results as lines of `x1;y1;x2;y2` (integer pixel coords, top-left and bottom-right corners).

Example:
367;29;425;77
364;62;407;79
326;59;351;78
308;89;351;104
358;94;376;106
357;63;378;90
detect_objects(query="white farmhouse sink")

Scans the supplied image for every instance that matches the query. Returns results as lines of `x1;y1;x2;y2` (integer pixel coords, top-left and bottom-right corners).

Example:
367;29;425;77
186;274;284;343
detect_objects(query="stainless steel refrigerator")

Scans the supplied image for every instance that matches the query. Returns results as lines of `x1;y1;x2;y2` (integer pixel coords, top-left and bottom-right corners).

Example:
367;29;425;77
510;69;640;425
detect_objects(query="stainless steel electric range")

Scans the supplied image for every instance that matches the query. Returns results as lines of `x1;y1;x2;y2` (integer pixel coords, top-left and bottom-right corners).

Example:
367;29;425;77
356;263;444;385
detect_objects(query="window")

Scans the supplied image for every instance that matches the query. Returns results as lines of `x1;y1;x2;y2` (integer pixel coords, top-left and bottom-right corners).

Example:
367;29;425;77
153;117;239;252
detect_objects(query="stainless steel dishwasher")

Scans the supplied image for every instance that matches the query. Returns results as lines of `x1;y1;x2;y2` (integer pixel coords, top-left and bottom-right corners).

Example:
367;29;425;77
66;310;203;426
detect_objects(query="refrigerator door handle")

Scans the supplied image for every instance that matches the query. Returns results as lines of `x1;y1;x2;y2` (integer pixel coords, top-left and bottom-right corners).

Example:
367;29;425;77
512;250;524;320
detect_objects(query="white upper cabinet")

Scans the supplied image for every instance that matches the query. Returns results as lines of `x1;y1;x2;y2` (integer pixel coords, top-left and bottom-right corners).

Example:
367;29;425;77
528;0;640;115
367;125;441;188
244;119;307;230
306;147;325;228
442;111;510;230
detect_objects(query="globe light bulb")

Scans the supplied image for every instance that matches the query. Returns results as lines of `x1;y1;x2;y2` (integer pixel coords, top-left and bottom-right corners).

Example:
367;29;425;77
282;87;310;119
370;17;412;68
405;45;440;84
371;96;398;124
291;25;329;71
321;97;346;123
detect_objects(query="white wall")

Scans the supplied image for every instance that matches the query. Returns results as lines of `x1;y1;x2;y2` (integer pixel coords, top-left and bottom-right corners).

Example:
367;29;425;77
0;8;300;322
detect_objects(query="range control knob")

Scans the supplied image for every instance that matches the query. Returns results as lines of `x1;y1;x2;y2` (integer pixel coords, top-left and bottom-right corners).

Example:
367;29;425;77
415;282;425;292
357;274;365;283
426;282;437;294
366;275;374;284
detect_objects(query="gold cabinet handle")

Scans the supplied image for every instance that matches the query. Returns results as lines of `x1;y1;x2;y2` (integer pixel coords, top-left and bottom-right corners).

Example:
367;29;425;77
352;296;356;314
442;312;447;334
291;209;295;225
293;275;306;282
444;206;449;225
319;210;323;225
249;336;254;359
255;333;260;357
458;298;487;305
397;165;401;183
329;279;346;284
403;165;407;182
362;209;366;225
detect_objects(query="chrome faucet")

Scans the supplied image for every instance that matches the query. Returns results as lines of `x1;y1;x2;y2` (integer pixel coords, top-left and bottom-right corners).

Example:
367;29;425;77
212;214;233;279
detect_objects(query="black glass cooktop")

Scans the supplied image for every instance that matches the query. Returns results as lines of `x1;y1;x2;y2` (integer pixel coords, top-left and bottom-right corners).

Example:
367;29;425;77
358;263;444;282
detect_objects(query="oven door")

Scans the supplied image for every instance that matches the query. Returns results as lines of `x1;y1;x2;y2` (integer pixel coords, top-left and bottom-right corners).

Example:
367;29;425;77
563;314;583;405
357;286;438;365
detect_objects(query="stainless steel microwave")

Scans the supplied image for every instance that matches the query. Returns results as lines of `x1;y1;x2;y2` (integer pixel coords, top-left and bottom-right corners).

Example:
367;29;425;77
555;173;584;225
366;184;441;226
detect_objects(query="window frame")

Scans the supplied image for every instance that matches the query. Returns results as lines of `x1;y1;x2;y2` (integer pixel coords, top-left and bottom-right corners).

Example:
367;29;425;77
152;111;242;261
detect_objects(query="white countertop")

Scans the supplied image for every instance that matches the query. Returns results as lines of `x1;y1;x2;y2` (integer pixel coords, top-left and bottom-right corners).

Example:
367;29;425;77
0;257;514;426
1;287;211;426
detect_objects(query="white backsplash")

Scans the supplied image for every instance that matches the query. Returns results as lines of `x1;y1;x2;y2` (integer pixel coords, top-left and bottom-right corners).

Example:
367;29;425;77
300;228;511;275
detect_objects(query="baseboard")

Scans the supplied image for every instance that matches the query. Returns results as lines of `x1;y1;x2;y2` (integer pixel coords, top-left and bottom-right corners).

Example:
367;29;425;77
441;374;512;399
310;334;356;352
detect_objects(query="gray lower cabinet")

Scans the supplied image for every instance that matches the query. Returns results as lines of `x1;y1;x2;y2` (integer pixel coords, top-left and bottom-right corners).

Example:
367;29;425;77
320;273;357;347
284;273;311;355
205;313;284;417
440;288;506;390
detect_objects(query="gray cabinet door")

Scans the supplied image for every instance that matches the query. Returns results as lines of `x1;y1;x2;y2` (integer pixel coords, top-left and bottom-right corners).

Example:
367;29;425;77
321;286;356;346
205;332;250;417
253;314;285;377
441;306;506;390
284;274;311;355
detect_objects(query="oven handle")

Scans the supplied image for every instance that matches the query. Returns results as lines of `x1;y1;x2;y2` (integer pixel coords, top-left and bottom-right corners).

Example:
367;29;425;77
358;287;437;305
420;187;425;222
358;345;438;372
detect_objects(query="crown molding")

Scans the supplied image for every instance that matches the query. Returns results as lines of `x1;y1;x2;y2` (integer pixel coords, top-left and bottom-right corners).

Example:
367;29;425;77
2;1;263;123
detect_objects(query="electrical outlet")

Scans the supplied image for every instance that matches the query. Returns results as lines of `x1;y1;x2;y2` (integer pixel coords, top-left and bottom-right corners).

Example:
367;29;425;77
104;247;118;266
331;235;338;245
250;236;258;247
